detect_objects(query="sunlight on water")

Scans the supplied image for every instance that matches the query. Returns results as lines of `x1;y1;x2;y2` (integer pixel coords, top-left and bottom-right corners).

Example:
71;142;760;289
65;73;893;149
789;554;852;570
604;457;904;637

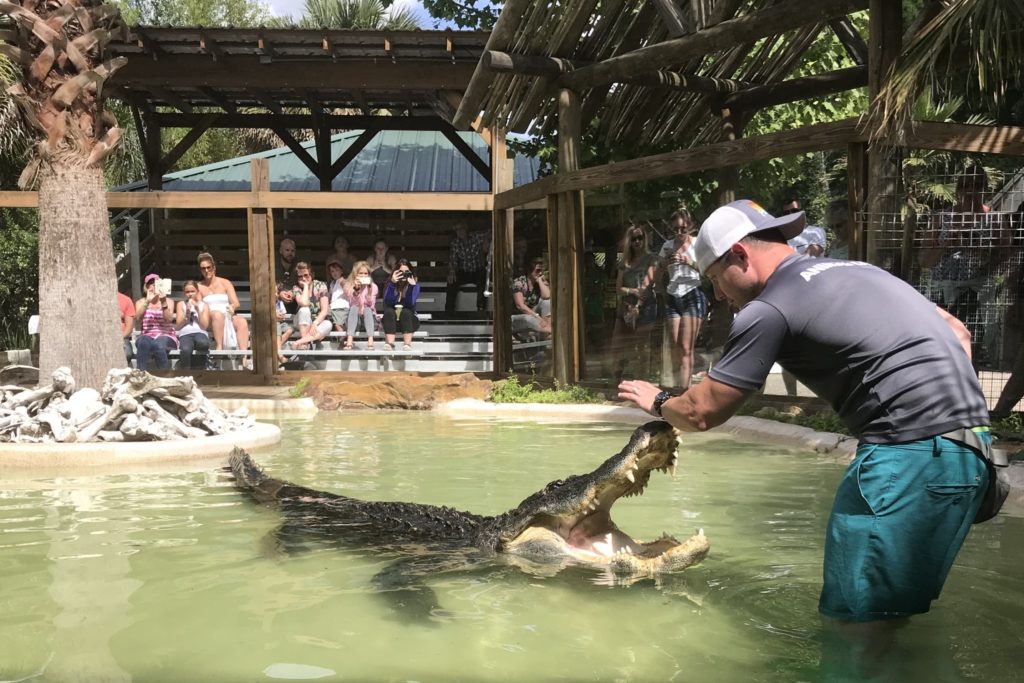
0;412;1021;682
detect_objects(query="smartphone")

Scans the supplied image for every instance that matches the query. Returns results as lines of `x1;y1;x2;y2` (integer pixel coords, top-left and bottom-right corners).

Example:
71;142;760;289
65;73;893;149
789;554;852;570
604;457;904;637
155;278;172;297
359;276;372;286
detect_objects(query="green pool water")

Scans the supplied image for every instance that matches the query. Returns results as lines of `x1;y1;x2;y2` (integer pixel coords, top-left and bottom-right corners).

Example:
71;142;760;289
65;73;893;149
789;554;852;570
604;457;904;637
1;412;1021;682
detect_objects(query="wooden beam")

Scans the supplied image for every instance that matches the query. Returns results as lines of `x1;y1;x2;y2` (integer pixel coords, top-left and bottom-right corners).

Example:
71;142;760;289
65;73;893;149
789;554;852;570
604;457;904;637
866;0;901;264
329;128;378;178
440;128;491;182
148;86;193;114
847;141;867;260
829;16;868;65
134;28;163;61
483;51;750;94
452;0;533;128
723;65;866;109
198;86;237;115
252;90;282;116
160;113;219;172
491;126;515;375
899;121;1024;155
247;159;276;381
496;118;865;210
651;0;693;37
551;88;584;385
716;105;744;205
110;57;475;92
0;192;495;211
199;32;225;62
153;112;459;131
269;126;319;177
559;0;868;91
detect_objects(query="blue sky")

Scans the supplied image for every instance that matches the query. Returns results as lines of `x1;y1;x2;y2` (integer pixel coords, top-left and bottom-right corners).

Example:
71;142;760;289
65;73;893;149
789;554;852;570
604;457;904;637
266;0;432;25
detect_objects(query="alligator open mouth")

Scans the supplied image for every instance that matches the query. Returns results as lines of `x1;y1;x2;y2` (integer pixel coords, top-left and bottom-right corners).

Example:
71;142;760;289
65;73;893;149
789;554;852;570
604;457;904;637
500;421;710;574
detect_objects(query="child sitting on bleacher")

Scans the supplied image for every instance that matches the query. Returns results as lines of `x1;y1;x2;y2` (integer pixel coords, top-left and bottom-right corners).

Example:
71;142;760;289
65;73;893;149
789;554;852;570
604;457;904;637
276;282;295;364
326;258;349;337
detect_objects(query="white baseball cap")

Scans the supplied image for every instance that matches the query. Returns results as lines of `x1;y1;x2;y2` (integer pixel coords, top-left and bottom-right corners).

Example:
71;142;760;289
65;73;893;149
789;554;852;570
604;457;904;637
694;199;806;272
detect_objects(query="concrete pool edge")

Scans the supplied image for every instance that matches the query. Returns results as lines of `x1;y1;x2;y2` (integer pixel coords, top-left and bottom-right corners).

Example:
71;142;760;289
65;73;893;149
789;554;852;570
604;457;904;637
0;421;282;470
435;399;859;460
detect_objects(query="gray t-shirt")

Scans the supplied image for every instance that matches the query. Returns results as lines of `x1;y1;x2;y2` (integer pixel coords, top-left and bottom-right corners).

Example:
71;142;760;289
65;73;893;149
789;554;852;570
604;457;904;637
709;255;989;443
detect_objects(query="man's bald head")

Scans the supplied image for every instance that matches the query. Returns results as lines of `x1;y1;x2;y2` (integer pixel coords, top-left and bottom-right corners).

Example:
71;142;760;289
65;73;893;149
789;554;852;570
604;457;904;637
279;238;296;265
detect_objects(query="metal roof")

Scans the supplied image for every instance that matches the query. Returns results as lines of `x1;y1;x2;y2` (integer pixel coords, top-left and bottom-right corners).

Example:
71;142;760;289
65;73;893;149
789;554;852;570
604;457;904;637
118;129;539;192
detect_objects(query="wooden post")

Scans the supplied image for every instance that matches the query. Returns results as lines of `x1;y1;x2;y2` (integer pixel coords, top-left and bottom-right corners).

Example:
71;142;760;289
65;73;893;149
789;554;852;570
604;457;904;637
847;141;868;260
491;127;515;375
866;0;901;265
717;106;744;205
551;88;584;385
247;159;276;381
127;217;142;300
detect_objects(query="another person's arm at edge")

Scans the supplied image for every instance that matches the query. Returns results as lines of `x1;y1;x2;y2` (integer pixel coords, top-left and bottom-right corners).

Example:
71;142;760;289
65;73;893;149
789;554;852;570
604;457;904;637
936;305;972;360
618;377;750;433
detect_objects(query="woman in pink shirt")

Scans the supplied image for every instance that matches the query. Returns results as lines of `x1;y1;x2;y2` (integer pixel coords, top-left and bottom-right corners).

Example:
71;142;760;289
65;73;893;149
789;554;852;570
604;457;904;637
343;260;378;350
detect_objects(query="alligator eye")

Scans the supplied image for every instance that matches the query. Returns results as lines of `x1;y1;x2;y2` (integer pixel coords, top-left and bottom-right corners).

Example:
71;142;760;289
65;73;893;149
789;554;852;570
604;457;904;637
548;479;566;489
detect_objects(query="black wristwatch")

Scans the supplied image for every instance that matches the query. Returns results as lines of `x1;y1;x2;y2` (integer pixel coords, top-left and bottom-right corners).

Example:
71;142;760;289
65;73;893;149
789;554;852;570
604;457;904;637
652;389;677;417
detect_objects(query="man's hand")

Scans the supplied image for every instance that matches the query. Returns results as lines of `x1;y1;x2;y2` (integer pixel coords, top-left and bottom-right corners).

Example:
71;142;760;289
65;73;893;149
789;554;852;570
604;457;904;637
617;379;662;416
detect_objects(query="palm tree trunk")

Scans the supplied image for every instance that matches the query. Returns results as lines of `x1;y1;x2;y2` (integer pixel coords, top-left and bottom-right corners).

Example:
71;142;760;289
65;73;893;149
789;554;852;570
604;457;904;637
37;164;125;389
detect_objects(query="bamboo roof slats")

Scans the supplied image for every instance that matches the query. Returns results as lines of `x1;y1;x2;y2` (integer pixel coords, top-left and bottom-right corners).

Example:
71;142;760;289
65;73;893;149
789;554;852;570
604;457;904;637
460;0;873;150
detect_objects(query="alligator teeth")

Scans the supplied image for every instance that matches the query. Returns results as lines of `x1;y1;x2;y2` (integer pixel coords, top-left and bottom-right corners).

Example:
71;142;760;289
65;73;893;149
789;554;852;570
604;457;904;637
625;470;636;484
697;527;705;537
632;462;640;471
668;463;676;478
589;500;599;511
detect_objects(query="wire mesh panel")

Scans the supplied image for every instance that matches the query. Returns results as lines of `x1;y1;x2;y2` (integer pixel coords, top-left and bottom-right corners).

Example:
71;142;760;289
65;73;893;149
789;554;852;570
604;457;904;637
864;154;1024;410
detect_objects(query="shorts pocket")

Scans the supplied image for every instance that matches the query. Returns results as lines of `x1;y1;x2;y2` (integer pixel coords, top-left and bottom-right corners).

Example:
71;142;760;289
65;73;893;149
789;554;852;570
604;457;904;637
925;483;978;510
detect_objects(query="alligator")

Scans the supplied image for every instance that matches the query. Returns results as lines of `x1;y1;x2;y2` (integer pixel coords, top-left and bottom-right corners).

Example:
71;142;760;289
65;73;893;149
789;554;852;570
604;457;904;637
229;420;709;613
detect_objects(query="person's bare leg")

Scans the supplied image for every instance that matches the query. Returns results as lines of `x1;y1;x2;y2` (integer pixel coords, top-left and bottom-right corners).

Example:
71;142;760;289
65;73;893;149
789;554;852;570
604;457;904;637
822;617;909;680
209;311;226;350
679;315;702;390
666;316;682;387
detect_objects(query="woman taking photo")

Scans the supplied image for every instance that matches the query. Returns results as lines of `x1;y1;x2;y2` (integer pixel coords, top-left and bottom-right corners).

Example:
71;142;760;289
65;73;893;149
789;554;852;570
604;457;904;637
382;259;420;351
343;260;378;350
134;273;179;371
658;208;707;389
175;280;211;370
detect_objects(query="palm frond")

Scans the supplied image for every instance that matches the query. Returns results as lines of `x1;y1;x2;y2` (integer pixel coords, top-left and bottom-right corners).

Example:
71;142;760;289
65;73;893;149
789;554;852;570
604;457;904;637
870;0;1024;140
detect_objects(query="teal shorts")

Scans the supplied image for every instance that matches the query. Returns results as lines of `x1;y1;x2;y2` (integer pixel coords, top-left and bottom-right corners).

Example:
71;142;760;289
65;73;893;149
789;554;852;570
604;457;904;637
819;432;990;621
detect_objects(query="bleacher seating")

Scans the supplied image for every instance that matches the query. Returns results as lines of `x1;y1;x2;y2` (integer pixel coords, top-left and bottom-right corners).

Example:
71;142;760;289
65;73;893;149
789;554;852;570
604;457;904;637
126;213;549;373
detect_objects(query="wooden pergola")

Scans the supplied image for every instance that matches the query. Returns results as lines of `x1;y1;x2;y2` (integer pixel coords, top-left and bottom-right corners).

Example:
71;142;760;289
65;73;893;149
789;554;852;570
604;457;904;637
452;0;1024;385
0;26;518;383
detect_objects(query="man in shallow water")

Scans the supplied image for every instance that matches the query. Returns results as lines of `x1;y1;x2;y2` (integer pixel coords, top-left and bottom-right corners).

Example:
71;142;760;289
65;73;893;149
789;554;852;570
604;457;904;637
618;199;992;669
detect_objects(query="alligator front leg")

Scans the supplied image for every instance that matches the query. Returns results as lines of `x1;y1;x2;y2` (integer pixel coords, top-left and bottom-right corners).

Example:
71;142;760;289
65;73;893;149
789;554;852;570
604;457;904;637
370;553;494;625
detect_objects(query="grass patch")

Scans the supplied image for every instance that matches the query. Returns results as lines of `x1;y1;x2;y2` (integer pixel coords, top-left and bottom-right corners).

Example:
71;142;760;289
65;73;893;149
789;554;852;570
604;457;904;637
288;376;310;398
490;373;604;404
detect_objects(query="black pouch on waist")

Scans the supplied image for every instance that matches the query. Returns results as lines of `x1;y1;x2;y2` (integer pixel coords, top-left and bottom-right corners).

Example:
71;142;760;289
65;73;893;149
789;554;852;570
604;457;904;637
941;427;1010;524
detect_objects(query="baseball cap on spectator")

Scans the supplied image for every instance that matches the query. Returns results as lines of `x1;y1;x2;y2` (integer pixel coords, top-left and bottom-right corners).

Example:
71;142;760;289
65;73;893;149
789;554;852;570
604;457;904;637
144;273;160;285
694;199;806;272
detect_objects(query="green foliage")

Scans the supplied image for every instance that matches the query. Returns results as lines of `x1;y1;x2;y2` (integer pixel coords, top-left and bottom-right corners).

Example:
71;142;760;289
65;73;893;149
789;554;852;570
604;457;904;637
271;0;421;29
0;209;39;351
490;373;604;404
116;0;271;26
288;376;311;398
420;0;499;29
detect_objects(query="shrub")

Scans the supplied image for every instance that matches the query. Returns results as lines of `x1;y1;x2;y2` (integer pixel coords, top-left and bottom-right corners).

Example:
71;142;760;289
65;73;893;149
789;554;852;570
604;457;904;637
288;376;310;398
490;373;604;404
